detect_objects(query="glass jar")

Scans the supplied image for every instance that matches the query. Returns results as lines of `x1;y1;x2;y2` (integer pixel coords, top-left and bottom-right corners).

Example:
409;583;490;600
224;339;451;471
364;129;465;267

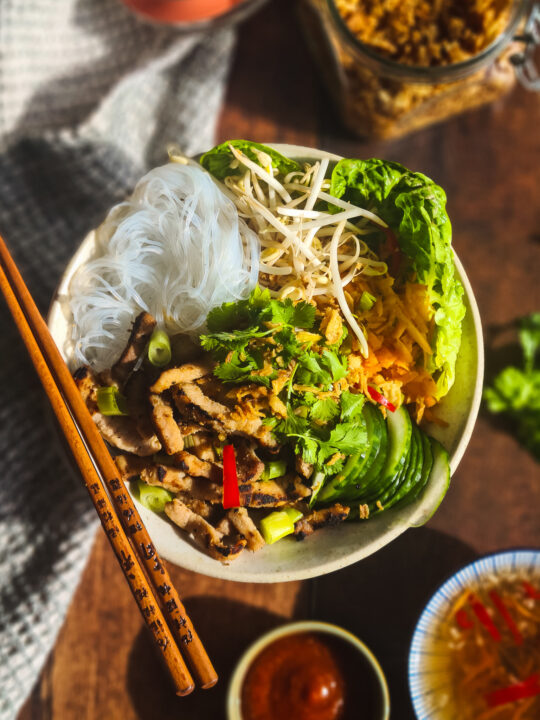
298;0;539;139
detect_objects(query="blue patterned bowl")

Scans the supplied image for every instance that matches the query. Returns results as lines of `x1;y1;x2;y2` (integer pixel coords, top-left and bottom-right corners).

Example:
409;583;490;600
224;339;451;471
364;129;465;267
408;549;540;719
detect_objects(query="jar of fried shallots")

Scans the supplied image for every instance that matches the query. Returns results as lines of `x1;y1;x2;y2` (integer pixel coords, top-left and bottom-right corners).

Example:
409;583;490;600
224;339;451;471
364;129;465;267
298;0;539;139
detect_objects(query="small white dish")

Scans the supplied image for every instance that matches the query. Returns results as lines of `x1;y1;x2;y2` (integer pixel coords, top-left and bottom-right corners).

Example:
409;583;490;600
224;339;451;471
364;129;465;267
227;620;390;720
47;144;484;583
408;549;540;719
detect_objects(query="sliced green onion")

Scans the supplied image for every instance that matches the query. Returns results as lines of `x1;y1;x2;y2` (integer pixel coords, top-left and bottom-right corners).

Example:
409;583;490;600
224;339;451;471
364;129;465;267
260;510;295;544
182;434;195;449
308;470;326;508
96;386;128;416
148;328;171;367
282;506;303;524
137;480;173;513
261;459;287;480
358;291;376;311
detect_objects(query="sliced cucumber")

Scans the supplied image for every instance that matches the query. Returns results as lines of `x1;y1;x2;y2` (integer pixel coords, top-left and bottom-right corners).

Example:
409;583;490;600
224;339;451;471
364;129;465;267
333;405;388;503
345;405;388;501
409;438;450;527
382;423;424;511
397;430;433;508
316;403;382;504
368;430;414;510
363;405;411;507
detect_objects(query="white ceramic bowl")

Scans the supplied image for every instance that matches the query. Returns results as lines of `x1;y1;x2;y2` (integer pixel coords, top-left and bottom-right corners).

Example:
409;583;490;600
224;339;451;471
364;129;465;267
408;549;540;719
227;620;390;720
48;144;484;582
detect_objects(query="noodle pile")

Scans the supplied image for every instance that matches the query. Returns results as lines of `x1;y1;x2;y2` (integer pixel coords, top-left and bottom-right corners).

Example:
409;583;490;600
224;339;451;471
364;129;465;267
70;161;259;370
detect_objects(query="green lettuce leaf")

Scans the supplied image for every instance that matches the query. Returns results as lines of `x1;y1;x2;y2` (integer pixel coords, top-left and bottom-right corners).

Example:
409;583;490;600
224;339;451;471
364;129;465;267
200;140;300;180
329;158;465;398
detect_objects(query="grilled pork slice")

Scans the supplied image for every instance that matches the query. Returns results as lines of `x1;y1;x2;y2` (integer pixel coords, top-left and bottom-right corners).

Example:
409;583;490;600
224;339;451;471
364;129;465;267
227;507;265;552
172;387;227;434
124;370;161;445
235;440;264;483
74;366;160;456
173;450;221;482
173;384;277;449
180;382;229;417
73;366;98;407
164;499;246;562
238;479;288;508
149;393;184;454
111;312;156;385
187;432;216;462
115;455;222;501
294;503;350;541
295;456;314;480
175;494;214;520
93;413;160;456
150;361;213;393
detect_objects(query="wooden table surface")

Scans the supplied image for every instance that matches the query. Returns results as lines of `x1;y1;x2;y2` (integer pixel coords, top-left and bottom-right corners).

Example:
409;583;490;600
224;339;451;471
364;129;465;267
18;1;540;718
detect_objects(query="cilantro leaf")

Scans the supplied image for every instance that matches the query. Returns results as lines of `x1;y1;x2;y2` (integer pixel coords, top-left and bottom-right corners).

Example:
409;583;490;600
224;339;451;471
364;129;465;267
292;301;316;329
310;398;340;423
340;390;365;422
327;422;367;454
321;350;348;381
484;311;540;461
519;312;540;373
268;298;295;326
297;435;319;465
206;286;271;332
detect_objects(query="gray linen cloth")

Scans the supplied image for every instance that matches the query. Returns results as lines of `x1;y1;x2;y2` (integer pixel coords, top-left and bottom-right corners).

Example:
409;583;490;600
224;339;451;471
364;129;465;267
0;2;235;717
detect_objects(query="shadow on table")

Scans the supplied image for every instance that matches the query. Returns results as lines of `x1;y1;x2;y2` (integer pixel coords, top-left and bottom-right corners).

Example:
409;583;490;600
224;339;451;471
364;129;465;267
311;526;477;720
125;527;475;720
126;589;309;720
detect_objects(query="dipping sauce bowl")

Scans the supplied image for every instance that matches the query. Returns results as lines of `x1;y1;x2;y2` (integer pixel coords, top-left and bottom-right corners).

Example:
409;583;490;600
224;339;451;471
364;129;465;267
227;620;390;720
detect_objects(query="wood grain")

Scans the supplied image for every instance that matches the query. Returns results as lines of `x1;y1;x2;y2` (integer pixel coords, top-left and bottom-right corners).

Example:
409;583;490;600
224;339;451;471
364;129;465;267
17;0;540;717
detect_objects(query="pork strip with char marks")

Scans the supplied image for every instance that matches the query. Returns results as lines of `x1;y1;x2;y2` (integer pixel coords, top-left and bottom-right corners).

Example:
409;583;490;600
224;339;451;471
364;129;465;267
173;450;221;482
234;440;264;483
187;432;216;462
74;366;160;456
111;312;156;386
149;361;213;393
294;503;350;541
149;392;184;454
164;499;246;563
174;383;277;448
124;370;161;447
115;454;222;501
227;507;265;552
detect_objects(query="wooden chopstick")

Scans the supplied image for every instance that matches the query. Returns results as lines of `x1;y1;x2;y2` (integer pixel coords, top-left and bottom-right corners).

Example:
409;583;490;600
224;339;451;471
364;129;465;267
0;234;218;693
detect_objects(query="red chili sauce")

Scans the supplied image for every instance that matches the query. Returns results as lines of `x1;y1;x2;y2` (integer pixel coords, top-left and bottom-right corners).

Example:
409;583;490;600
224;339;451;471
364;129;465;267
241;631;379;720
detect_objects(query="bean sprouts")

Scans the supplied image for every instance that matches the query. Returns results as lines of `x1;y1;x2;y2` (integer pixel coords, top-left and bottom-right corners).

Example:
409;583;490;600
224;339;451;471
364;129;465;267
218;145;388;355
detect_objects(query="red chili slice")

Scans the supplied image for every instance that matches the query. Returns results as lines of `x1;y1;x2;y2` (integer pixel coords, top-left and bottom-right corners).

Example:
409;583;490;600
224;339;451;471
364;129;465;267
523;580;540;599
455;608;473;629
222;444;241;509
489;590;523;645
468;593;501;642
367;386;397;413
485;673;540;708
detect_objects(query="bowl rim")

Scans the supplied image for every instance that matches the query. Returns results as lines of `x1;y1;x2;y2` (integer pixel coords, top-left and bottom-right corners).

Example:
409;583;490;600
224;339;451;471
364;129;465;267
408;547;540;719
226;619;391;720
48;143;484;583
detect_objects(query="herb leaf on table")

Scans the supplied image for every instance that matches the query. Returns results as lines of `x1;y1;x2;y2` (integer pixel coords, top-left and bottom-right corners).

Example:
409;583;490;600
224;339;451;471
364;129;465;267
484;312;540;461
